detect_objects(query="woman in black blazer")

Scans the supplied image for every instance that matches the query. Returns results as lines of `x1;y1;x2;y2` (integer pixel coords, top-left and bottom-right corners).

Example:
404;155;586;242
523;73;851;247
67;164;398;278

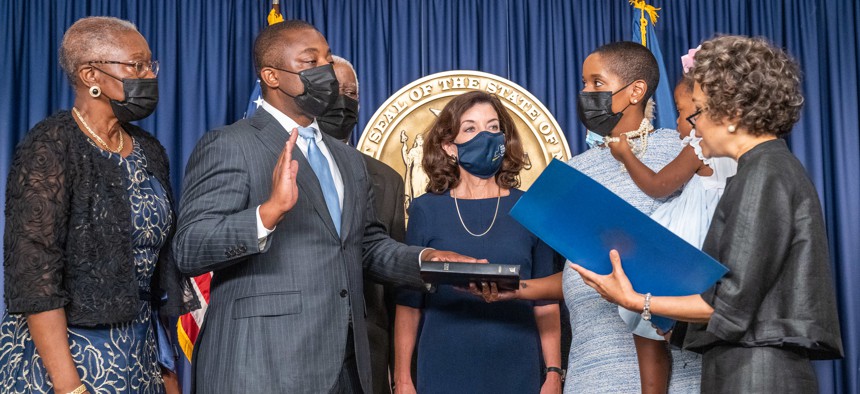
1;16;197;394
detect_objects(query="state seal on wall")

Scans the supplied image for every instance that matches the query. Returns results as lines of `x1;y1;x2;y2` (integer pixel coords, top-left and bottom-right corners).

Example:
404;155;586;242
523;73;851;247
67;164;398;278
357;70;571;212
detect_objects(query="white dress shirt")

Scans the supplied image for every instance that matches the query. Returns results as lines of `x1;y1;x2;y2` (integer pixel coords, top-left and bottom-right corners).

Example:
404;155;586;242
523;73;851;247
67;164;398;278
253;101;430;265
255;101;345;246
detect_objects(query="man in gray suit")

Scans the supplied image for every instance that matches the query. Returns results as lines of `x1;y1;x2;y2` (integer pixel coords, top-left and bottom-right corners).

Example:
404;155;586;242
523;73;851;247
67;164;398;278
174;20;473;393
319;55;405;394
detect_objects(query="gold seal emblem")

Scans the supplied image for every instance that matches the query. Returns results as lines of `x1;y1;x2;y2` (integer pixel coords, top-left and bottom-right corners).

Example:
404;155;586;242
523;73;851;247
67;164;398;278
357;70;571;209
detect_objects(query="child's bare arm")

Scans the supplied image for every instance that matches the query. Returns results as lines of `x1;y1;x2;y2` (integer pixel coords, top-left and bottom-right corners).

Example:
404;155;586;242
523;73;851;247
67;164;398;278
610;140;702;198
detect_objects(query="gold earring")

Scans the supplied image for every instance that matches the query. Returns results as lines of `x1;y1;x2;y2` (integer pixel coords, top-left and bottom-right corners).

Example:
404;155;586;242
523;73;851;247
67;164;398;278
727;124;736;133
89;86;101;98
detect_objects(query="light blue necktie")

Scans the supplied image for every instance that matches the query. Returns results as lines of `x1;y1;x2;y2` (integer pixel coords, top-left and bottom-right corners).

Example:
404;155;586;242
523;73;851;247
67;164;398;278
297;127;341;235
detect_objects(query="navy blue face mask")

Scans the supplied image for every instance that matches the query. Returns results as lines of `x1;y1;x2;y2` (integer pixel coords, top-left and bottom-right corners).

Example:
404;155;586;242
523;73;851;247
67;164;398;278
455;131;506;178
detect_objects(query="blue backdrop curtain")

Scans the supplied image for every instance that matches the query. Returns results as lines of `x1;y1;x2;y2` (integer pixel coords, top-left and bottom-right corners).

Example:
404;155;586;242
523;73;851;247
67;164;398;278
1;1;857;392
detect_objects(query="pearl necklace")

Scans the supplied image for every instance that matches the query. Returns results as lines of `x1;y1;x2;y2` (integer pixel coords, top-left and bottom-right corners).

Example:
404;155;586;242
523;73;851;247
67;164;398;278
73;107;124;153
605;118;653;159
453;187;501;237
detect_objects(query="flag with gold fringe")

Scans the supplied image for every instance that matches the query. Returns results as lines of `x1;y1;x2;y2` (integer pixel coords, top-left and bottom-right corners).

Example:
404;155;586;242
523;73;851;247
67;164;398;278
175;2;284;392
630;0;677;130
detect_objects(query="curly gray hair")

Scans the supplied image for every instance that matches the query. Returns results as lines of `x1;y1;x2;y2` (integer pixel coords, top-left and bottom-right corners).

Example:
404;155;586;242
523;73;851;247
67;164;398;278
692;35;804;137
59;16;139;86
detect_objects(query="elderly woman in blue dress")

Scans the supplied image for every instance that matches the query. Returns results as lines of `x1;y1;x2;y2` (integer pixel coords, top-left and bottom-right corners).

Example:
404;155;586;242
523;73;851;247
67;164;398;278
1;17;197;394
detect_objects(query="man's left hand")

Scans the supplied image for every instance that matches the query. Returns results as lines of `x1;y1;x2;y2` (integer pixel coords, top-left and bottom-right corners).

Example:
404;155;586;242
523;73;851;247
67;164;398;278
421;249;488;264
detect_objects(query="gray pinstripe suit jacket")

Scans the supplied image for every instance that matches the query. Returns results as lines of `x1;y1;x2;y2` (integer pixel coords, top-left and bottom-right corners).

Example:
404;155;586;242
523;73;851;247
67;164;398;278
173;109;424;393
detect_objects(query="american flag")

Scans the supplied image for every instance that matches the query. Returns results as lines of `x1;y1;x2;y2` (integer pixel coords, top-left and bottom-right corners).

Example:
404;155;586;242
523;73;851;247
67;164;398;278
176;273;211;361
175;272;211;393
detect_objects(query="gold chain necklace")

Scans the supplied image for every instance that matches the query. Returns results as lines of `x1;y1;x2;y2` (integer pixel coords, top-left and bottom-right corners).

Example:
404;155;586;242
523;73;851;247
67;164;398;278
453;186;502;237
72;107;123;153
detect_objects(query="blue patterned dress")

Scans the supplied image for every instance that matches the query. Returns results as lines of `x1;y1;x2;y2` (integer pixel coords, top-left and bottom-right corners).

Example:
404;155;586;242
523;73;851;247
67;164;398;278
0;139;171;393
562;129;699;393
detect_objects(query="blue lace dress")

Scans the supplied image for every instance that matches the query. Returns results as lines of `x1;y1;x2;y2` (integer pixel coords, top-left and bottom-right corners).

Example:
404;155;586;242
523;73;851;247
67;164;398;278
0;139;171;393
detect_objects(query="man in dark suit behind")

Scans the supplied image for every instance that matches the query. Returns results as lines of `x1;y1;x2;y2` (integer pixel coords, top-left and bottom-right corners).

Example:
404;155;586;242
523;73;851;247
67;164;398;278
173;20;474;394
318;55;405;394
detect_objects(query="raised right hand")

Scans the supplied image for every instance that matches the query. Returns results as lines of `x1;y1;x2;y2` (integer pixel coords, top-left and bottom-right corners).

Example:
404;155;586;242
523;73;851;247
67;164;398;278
260;129;300;228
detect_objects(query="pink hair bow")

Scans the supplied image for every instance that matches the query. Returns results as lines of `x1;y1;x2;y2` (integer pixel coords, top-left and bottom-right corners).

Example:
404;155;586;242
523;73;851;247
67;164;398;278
681;46;701;74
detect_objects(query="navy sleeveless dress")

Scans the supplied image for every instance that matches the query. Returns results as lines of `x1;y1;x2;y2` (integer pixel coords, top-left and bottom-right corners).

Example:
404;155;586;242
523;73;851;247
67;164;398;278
396;189;556;393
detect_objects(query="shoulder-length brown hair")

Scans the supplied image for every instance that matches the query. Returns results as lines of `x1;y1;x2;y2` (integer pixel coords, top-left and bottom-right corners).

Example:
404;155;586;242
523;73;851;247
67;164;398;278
423;91;525;194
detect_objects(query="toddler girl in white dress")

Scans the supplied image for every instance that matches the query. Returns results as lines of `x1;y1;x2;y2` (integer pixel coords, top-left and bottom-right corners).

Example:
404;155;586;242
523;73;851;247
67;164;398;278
608;48;737;392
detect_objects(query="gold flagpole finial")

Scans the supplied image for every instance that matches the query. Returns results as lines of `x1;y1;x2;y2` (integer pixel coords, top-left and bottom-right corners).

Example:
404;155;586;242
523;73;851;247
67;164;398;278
629;0;661;47
268;0;285;25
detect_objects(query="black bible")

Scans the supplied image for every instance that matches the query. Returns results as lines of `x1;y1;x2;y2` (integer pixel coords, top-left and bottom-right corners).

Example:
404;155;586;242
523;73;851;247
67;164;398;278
420;261;521;291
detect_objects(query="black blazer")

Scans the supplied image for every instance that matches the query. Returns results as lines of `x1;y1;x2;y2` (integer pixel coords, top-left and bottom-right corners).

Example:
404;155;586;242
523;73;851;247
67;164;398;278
362;155;406;394
3;111;198;326
680;139;843;360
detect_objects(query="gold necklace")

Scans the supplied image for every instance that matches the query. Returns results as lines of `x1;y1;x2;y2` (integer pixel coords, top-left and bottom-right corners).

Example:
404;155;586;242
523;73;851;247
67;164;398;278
453;185;502;237
72;107;124;153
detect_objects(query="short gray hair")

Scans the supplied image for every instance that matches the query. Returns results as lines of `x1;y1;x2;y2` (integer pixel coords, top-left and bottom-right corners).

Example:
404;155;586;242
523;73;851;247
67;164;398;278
332;55;359;90
59;16;139;86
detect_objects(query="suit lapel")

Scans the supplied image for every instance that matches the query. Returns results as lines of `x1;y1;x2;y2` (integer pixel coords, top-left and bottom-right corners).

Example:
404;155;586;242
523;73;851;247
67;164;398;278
251;110;340;239
326;136;357;241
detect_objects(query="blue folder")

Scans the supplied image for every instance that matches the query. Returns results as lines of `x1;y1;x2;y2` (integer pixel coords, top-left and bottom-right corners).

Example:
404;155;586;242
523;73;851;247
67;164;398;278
510;159;728;331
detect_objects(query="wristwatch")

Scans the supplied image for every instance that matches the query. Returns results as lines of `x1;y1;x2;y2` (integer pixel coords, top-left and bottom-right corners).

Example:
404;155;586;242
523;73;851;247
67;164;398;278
544;366;566;381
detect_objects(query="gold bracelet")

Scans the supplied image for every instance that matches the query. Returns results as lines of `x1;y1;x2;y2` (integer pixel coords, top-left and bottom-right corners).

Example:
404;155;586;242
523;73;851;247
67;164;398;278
68;384;88;394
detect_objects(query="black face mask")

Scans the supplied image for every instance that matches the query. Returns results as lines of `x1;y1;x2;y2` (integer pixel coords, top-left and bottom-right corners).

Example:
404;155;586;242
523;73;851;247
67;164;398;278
94;67;159;122
274;63;340;117
576;82;633;136
318;95;359;141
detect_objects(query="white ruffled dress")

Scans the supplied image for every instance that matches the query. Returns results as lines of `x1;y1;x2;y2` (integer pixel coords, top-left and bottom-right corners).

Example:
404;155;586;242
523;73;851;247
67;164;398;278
620;129;738;339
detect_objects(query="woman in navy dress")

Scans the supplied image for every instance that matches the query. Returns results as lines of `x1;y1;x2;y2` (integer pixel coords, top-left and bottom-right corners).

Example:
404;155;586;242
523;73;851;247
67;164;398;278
393;91;562;394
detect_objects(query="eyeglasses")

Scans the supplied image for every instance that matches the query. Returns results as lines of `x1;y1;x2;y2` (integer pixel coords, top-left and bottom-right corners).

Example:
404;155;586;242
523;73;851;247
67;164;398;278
686;106;706;127
88;60;160;77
